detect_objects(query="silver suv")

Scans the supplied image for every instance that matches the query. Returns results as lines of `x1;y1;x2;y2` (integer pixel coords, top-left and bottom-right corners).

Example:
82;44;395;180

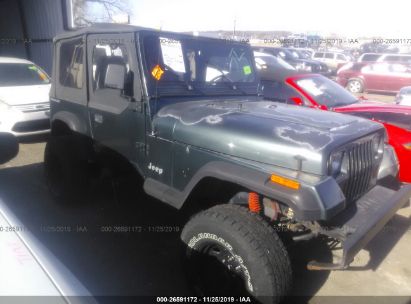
0;57;51;136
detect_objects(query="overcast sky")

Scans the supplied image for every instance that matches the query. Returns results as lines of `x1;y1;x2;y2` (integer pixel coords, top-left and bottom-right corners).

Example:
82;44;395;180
128;0;410;37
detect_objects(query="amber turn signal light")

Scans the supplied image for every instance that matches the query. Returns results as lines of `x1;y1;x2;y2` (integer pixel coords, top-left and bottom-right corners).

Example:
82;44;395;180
270;174;300;190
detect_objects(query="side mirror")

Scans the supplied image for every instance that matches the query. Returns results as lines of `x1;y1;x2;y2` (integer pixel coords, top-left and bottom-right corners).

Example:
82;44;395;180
0;133;19;164
104;63;126;90
287;97;304;106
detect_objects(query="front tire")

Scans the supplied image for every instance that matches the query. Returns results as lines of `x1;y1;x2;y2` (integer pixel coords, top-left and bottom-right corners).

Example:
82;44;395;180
181;204;292;304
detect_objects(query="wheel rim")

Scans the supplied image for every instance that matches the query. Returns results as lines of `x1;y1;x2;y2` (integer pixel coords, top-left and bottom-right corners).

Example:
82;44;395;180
187;240;251;296
348;80;362;93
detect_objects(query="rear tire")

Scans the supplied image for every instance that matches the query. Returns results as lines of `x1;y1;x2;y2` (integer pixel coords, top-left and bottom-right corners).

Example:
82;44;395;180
346;78;364;93
44;135;91;204
181;204;292;304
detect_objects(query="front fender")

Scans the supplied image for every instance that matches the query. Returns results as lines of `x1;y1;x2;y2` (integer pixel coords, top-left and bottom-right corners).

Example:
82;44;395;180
144;160;346;221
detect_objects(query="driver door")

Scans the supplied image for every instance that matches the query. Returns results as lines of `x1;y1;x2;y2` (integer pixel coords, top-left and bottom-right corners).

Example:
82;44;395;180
87;33;146;166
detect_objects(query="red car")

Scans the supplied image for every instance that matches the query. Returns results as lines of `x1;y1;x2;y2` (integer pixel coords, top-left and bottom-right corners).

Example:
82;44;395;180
260;71;411;183
337;103;411;183
336;62;411;94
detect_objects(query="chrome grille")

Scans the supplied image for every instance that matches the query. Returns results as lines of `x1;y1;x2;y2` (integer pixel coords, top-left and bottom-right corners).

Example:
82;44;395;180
341;139;375;202
12;102;50;113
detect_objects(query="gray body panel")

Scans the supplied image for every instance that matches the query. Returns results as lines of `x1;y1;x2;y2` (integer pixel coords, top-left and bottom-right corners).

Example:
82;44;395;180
153;98;382;175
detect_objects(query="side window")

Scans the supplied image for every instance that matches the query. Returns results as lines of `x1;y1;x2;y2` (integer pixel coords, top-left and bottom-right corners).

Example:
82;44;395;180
384;55;401;62
324;53;334;59
313;52;323;58
92;43;131;93
59;38;84;89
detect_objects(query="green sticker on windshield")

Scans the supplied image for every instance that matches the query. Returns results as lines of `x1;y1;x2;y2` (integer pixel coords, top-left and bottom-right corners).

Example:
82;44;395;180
28;66;38;71
243;65;252;75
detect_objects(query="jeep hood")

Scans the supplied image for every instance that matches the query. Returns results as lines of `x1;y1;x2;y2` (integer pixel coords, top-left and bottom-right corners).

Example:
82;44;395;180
153;99;383;174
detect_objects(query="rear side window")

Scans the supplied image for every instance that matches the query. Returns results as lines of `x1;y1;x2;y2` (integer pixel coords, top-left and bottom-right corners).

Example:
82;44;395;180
59;38;84;89
324;53;334;59
361;54;381;62
337;54;346;61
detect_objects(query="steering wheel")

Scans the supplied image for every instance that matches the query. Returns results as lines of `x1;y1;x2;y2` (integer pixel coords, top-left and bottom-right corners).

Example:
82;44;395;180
209;73;234;83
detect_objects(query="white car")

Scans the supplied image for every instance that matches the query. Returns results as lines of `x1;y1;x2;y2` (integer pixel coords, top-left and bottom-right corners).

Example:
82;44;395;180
0;57;51;136
395;86;411;106
312;51;351;72
0;134;96;302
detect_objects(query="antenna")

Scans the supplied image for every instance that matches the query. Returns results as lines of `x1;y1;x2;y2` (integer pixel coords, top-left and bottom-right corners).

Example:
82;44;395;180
233;17;236;38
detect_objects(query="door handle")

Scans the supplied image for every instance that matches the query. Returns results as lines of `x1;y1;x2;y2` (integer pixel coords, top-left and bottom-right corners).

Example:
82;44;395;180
94;113;103;124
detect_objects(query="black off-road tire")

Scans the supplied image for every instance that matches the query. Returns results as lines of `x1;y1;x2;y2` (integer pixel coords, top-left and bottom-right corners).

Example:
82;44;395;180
44;135;91;204
181;204;292;304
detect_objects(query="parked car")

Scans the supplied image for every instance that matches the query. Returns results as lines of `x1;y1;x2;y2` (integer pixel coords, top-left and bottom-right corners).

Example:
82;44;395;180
0;133;96;301
312;51;351;72
336;104;411;183
337;61;411;93
377;53;411;64
253;51;295;73
252;46;330;75
357;53;382;62
259;71;411;183
395;86;411;105
46;24;411;301
0;57;51;136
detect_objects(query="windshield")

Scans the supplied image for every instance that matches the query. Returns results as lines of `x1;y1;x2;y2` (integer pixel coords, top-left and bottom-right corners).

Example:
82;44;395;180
294;75;358;108
142;33;258;97
277;49;295;61
0;63;50;87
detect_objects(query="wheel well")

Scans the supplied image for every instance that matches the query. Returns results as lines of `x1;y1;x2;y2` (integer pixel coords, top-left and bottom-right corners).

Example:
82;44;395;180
51;119;72;136
348;77;364;85
180;177;246;218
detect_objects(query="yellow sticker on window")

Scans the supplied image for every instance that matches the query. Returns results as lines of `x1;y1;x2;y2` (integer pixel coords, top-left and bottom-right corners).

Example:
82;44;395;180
243;65;252;75
151;64;164;80
38;72;48;81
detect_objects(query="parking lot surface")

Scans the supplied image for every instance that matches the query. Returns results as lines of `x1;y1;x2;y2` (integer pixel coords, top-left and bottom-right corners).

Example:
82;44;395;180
0;94;410;302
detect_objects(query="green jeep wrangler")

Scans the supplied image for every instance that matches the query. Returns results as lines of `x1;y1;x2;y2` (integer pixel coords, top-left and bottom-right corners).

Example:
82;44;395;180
45;24;411;303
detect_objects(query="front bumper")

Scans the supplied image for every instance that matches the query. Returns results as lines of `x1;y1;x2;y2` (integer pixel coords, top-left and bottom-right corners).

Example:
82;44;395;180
308;184;411;270
0;106;50;136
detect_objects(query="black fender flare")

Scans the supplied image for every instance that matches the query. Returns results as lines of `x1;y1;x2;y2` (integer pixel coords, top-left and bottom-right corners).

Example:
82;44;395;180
51;111;88;136
143;161;346;221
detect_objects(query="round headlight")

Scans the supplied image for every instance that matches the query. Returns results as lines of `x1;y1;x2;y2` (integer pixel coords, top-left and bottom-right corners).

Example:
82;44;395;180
372;135;384;159
329;151;345;178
